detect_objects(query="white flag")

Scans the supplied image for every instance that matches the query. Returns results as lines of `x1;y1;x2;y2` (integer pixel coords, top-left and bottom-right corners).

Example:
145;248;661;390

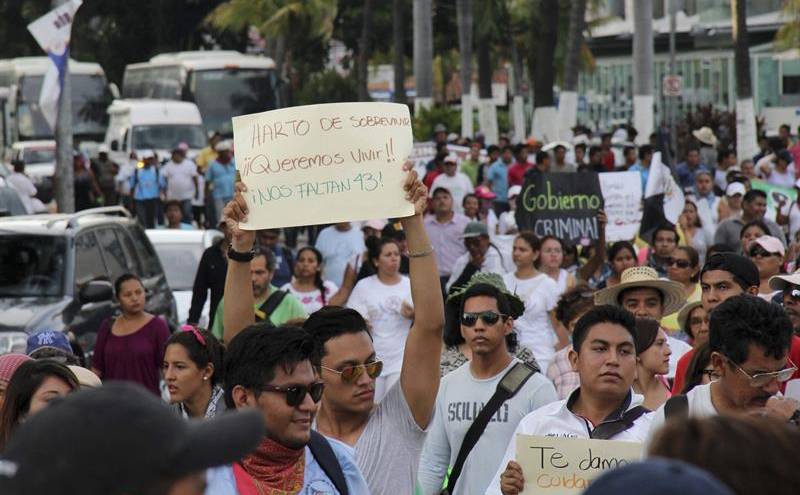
644;152;684;224
27;0;83;131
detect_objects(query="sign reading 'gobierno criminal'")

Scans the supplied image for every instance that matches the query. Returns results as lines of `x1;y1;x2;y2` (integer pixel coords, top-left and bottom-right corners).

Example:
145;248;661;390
515;172;605;245
516;434;643;494
231;102;415;230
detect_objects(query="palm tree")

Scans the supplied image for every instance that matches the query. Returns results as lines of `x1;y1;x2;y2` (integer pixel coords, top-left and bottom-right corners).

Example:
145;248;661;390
775;0;800;51
632;0;654;145
456;0;473;138
413;0;434;111
557;0;586;141
476;12;498;145
500;0;525;142
733;0;757;161
392;0;407;104
531;0;559;143
357;0;374;101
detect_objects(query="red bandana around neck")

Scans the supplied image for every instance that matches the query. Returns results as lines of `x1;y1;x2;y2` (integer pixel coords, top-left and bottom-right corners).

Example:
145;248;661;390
234;437;306;495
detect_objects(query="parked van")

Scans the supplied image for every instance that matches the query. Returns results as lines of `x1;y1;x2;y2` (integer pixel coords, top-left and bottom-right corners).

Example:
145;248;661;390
103;99;205;164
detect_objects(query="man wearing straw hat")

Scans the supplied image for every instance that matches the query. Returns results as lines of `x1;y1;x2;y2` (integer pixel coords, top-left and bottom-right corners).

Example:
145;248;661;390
693;126;719;175
594;266;692;378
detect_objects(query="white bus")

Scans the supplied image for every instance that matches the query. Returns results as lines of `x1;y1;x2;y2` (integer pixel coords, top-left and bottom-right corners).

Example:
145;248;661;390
122;51;281;137
0;57;114;148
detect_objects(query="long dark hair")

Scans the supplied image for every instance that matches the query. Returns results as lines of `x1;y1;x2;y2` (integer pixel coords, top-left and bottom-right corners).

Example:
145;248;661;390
296;246;327;306
366;237;400;272
681;343;713;394
164;328;224;386
0;360;78;449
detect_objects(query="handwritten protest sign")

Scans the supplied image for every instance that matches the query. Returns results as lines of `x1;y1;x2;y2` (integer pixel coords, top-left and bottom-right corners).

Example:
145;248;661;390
232;102;414;230
599;172;643;242
516;435;643;494
515;172;604;245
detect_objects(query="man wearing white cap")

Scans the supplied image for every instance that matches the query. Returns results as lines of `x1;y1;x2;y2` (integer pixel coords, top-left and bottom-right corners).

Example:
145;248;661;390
161;142;198;224
719;181;746;221
430;154;473;213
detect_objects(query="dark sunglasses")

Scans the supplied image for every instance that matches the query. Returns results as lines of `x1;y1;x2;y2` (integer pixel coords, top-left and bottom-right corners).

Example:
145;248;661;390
785;288;800;301
667;257;691;269
461;311;507;327
321;361;383;384
749;246;778;258
260;382;325;407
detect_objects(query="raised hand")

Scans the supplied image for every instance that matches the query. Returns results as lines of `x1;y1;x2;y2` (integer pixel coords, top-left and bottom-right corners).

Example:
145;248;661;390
402;160;428;217
223;181;255;253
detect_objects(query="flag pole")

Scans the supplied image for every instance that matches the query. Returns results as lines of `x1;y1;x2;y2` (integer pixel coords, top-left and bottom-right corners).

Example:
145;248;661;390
53;0;74;213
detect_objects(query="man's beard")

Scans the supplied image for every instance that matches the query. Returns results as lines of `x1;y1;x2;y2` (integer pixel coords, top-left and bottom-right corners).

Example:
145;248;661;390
253;282;268;298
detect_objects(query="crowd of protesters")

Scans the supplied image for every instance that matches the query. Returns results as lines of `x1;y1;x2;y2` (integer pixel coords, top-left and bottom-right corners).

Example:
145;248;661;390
2;120;800;495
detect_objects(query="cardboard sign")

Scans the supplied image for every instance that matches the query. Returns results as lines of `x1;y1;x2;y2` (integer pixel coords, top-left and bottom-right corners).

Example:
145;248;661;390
516;434;643;494
232;102;415;230
515;172;605;245
599;171;643;242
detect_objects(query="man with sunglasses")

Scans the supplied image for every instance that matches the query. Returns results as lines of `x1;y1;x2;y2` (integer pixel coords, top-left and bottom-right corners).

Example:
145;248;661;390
488;305;652;495
648;295;800;441
221;163;445;495
207;325;369;494
418;274;557;495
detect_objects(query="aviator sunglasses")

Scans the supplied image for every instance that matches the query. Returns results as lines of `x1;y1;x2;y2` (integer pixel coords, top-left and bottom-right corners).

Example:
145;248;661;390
321;361;384;384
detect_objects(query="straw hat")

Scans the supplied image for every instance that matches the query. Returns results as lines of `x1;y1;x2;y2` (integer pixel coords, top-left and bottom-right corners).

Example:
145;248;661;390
594;266;686;315
676;300;703;336
692;126;717;146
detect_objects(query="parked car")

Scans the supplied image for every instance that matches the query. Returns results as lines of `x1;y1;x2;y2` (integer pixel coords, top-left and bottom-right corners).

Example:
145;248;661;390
0;207;178;357
146;228;223;328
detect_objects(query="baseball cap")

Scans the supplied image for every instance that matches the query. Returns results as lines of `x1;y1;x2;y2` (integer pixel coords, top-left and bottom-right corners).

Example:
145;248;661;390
443;153;458;164
584;459;734;495
701;252;760;290
694;168;713;179
508;185;522;199
174;142;189;152
215;140;232;152
752;235;786;256
474;185;497;200
139;149;156;160
462;221;489;239
97;144;110;154
0;382;264;495
430;186;452;198
770;268;800;292
433;123;447;133
362;219;387;232
26;330;72;356
726;182;746;197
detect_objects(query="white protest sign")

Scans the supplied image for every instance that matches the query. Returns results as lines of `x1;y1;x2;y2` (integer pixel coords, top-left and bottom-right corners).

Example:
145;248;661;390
232;102;414;230
599;171;643;242
516;434;643;494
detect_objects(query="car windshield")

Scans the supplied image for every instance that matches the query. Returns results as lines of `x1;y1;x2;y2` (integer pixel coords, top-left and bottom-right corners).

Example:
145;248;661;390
22;148;55;164
189;68;277;136
151;242;203;291
132;125;206;150
0;235;65;297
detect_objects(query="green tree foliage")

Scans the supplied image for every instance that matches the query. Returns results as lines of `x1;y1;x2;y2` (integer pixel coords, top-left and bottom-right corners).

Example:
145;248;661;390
413;104;460;141
295;69;358;105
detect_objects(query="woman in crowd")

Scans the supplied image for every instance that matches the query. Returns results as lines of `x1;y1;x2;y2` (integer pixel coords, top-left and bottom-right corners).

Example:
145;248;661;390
546;284;595;399
680;343;718;394
678;301;709;348
474;185;499;234
347;237;413;401
163;326;225;419
0;354;31;411
92;273;170;396
503;232;563;370
0;360;79;448
281;246;355;314
748;235;786;301
462;193;481;222
537;236;577;295
593;241;638;289
633;317;672;410
680;199;712;263
739;219;769;254
662;246;701;332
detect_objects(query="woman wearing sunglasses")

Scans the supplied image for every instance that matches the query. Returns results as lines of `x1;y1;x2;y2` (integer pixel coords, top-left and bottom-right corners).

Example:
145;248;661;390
748;235;786;301
662;246;701;333
163;326;225;419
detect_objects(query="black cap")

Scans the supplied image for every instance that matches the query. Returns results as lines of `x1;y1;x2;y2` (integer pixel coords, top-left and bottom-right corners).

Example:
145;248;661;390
701;252;760;290
0;382;264;495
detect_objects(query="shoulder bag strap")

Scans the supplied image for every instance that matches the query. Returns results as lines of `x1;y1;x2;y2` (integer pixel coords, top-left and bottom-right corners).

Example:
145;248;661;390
308;430;349;495
254;290;288;322
442;362;536;495
590;406;650;440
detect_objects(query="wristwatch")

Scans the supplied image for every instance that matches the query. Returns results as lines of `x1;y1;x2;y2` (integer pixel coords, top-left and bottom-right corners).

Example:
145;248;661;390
227;246;256;262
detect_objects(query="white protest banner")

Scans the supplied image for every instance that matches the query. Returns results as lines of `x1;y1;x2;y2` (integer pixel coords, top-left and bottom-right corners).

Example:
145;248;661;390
232;102;414;230
516;434;643;494
599;171;643;242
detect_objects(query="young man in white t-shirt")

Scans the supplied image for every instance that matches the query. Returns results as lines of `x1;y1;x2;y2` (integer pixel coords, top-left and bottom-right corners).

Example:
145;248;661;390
647;294;799;441
418;274;557;495
488;305;652;495
161;145;198;224
430;154;474;214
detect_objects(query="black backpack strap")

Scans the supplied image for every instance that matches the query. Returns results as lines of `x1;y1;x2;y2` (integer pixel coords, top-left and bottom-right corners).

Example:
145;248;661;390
254;290;288;322
308;430;349;495
442;362;536;495
590;406;649;440
664;394;689;421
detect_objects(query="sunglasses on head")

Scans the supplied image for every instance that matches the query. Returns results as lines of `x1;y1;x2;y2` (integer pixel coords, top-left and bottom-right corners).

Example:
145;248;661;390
321;360;383;384
667;257;691;269
461;311;507;327
749;246;778;258
260;382;325;407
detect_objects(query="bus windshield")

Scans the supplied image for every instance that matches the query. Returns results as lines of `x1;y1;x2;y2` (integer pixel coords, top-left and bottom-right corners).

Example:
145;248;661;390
188;68;277;136
132;124;206;150
17;74;111;141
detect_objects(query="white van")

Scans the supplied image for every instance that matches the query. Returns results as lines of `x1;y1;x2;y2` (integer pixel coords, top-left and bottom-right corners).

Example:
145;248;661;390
103;99;205;164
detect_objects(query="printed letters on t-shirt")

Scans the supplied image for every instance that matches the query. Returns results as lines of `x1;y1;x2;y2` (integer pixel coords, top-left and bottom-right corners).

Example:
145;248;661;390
448;401;510;423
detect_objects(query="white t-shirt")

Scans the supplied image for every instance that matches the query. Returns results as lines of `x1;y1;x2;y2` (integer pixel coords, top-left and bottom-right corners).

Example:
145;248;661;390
6;172;37;214
766;166;796;188
192;174;205;207
281;280;339;315
315;224;366;287
348;275;413;375
503;272;560;371
430;173;474;213
161;159;198;201
498;211;517;235
646;381;717;446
